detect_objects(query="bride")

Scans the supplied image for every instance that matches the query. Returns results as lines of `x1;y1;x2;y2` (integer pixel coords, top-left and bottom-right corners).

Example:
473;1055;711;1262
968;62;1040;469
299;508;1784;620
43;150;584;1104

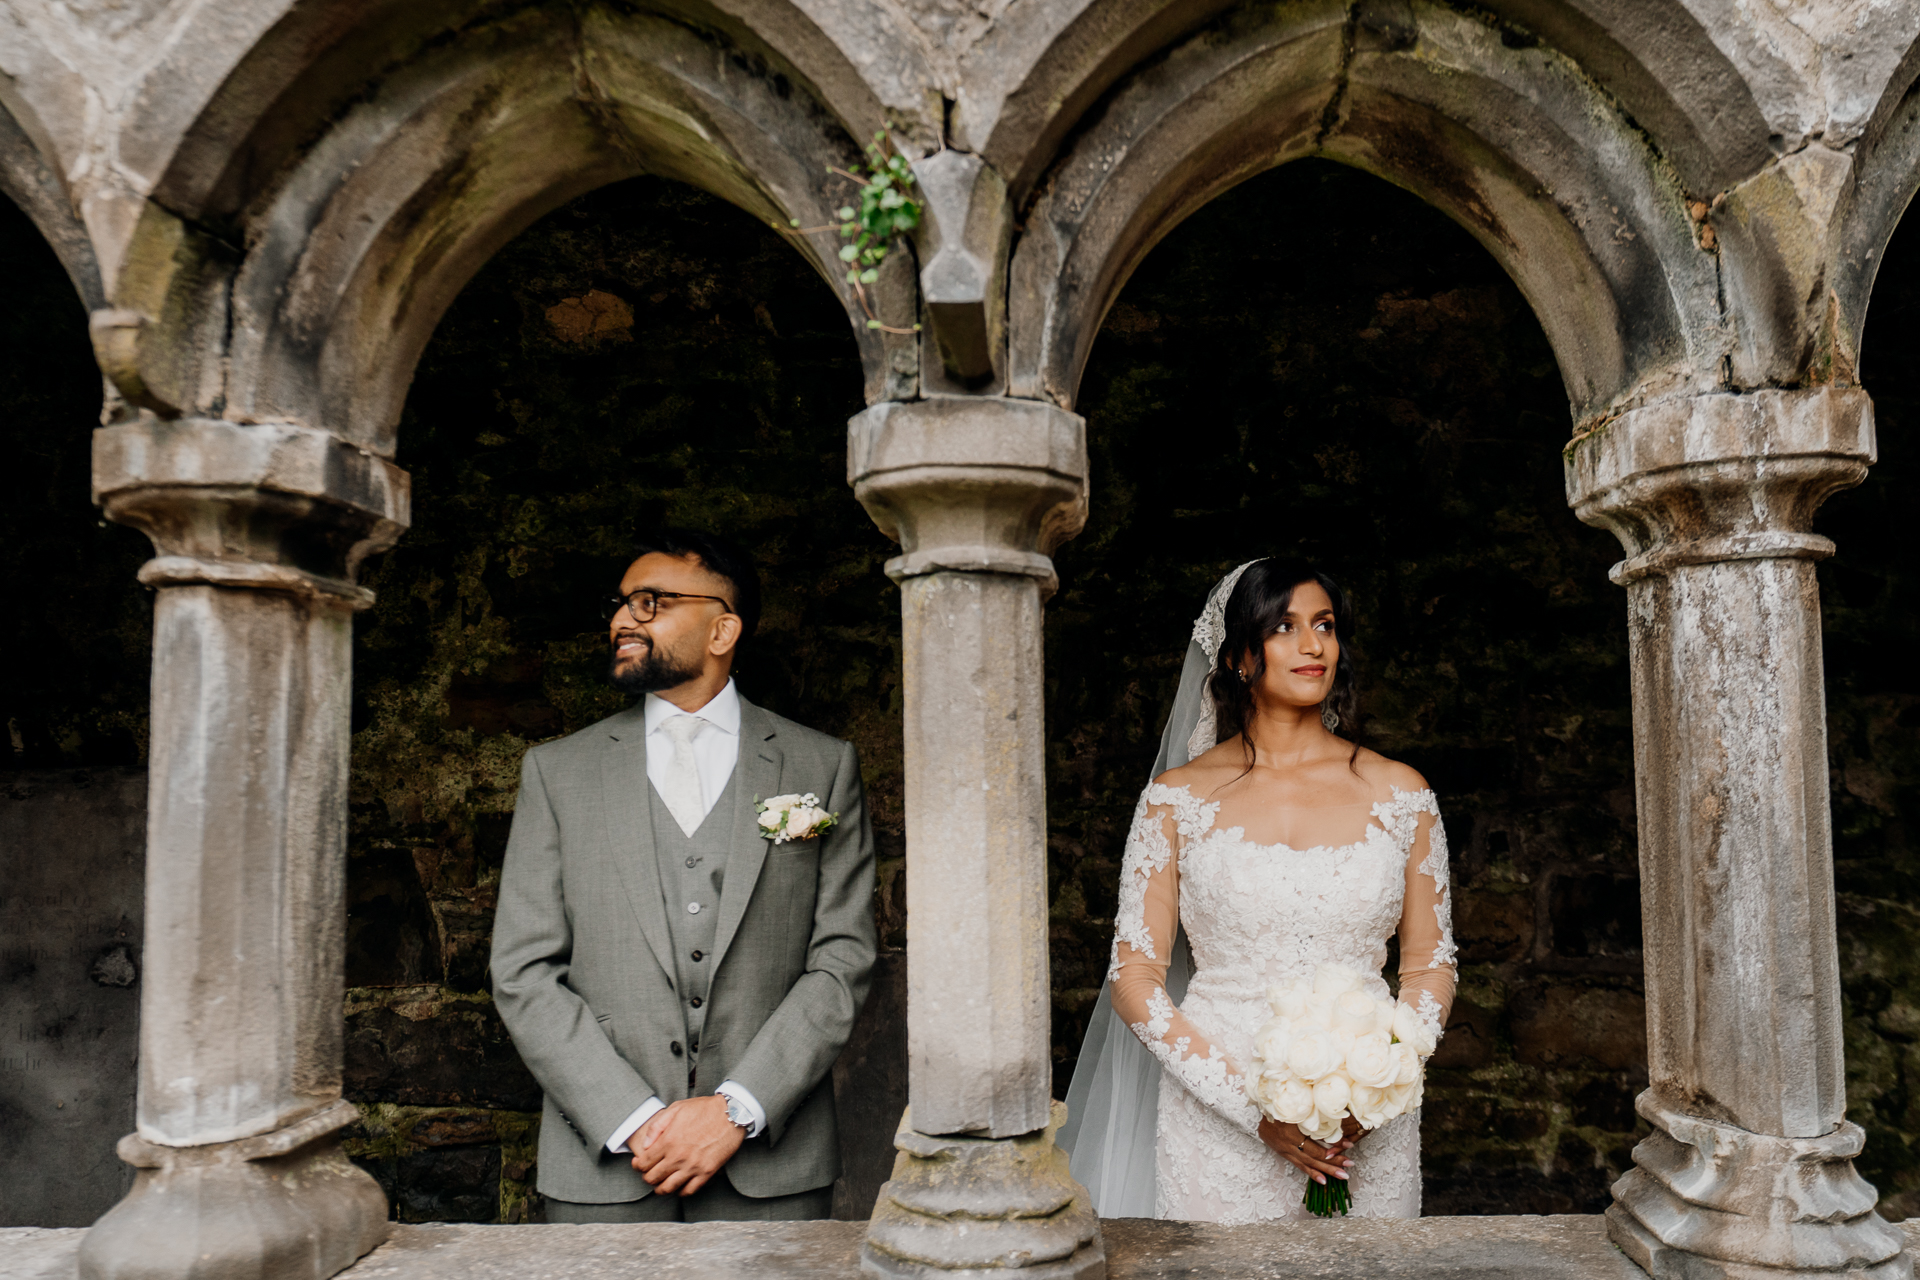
1061;558;1457;1222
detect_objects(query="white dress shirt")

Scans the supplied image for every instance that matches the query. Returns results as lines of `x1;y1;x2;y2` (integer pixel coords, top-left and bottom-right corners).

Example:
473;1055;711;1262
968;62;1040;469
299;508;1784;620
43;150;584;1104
605;679;768;1153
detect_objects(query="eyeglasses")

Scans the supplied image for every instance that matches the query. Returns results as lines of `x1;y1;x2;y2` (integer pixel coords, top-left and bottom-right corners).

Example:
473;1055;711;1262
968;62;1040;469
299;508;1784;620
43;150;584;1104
607;588;734;623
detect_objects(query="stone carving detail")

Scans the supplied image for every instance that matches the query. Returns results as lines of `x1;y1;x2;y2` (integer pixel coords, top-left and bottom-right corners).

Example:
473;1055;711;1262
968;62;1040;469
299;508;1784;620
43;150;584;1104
863;1102;1105;1280
1610;1094;1907;1280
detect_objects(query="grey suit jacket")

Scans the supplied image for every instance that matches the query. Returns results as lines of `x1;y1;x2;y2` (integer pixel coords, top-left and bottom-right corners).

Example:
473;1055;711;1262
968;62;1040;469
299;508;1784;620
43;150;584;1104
489;695;878;1203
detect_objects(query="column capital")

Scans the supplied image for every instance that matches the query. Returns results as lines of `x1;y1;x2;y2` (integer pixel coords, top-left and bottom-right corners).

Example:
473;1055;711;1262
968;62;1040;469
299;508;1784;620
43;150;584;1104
848;397;1087;592
93;418;411;610
1565;388;1874;585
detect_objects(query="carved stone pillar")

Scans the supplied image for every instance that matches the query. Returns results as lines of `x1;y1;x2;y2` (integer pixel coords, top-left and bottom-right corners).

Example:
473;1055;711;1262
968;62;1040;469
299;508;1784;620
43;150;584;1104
1567;389;1908;1280
77;418;406;1280
850;397;1104;1280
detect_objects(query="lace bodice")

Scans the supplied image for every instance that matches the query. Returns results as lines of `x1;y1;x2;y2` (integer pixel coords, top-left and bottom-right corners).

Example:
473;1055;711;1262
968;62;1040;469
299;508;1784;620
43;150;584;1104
1108;781;1457;1139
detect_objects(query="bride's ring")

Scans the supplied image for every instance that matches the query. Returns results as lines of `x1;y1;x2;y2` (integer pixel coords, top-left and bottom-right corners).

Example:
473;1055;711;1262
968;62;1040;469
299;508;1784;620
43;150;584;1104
1297;1141;1308;1152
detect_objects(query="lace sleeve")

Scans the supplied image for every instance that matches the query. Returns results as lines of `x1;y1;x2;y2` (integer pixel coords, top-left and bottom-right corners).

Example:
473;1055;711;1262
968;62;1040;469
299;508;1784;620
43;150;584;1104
1108;783;1263;1136
1383;788;1457;1041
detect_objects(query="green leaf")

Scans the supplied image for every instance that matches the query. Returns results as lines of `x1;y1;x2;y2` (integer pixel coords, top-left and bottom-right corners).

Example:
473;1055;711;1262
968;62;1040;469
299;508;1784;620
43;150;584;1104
839;244;860;262
837;206;855;221
859;268;879;284
866;319;883;329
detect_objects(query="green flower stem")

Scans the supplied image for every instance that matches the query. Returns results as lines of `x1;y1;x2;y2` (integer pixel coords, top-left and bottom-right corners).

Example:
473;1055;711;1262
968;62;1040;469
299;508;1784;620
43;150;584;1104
1303;1176;1353;1218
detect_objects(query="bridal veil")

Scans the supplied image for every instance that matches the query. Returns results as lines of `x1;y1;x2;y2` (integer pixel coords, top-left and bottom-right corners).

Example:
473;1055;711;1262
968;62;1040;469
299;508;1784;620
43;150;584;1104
1058;562;1257;1217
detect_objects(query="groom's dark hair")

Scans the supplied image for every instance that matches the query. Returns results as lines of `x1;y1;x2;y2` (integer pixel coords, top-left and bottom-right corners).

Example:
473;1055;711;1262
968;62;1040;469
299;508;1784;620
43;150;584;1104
632;528;763;643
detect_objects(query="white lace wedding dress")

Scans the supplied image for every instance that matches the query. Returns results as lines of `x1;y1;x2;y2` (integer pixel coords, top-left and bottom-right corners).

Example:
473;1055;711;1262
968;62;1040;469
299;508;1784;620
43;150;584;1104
1108;780;1457;1222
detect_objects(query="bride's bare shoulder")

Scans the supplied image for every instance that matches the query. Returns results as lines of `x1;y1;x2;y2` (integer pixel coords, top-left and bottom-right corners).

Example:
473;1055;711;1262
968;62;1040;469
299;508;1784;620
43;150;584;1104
1348;748;1430;798
1153;739;1246;794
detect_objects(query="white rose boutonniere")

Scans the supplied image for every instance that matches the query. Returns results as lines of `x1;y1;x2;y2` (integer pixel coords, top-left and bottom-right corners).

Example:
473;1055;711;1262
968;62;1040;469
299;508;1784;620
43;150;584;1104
754;792;839;844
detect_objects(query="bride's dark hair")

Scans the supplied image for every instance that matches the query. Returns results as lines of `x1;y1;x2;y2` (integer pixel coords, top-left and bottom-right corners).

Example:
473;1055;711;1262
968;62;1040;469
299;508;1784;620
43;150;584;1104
1207;558;1360;764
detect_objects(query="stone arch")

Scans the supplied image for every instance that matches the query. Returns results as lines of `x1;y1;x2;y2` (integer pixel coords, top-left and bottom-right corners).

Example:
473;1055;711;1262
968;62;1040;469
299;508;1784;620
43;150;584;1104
0;94;103;313
958;0;1777;206
1828;31;1920;385
1006;0;1724;423
98;1;921;457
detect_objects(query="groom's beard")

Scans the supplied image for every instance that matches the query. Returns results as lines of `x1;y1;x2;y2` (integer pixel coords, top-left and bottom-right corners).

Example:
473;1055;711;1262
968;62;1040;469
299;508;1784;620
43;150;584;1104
609;632;704;695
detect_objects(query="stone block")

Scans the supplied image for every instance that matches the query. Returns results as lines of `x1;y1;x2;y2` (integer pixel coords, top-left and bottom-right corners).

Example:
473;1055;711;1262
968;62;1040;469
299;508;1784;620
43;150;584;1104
0;768;145;1228
832;949;908;1220
1510;983;1646;1071
1427;998;1497;1070
343;1001;541;1112
1547;873;1641;959
1454;888;1535;963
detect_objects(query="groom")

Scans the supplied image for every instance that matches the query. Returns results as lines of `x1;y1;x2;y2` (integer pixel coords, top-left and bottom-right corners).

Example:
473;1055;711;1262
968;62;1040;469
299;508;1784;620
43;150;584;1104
490;529;877;1221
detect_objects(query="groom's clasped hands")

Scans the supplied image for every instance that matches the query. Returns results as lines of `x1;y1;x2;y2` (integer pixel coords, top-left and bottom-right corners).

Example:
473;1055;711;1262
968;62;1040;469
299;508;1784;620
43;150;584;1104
627;1095;747;1196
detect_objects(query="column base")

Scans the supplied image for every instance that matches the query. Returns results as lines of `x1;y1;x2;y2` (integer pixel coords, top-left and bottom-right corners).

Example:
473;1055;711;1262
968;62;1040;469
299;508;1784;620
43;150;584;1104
77;1100;389;1280
862;1101;1106;1280
1609;1092;1908;1278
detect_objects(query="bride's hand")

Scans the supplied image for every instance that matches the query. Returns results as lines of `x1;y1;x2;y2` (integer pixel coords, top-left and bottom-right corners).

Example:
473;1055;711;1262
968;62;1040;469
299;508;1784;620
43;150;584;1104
1258;1117;1352;1185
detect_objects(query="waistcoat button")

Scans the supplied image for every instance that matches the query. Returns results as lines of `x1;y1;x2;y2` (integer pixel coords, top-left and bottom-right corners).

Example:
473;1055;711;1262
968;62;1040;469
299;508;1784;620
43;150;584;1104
670;1041;683;1056
691;950;703;961
687;901;702;914
690;996;703;1009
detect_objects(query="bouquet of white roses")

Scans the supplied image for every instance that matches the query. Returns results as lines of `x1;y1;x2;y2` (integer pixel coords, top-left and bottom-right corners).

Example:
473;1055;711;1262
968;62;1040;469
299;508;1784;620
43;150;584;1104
1245;962;1439;1217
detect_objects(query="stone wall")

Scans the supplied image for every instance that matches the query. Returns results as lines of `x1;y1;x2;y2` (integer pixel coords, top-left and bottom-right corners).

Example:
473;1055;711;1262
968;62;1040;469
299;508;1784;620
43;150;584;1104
0;769;144;1227
4;158;1919;1223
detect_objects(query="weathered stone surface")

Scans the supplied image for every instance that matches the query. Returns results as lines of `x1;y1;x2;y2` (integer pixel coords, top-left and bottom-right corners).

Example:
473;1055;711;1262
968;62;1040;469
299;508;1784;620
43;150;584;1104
0;1214;1661;1278
851;397;1089;1142
864;1102;1103;1278
1570;387;1894;1272
0;769;143;1228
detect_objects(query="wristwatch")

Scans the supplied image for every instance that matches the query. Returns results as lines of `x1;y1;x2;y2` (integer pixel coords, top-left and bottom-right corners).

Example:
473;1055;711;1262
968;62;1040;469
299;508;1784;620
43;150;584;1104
722;1093;753;1132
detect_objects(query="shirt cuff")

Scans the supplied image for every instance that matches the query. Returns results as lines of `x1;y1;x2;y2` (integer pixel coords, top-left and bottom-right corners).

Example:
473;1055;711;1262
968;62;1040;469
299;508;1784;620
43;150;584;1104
606;1096;666;1153
715;1080;768;1139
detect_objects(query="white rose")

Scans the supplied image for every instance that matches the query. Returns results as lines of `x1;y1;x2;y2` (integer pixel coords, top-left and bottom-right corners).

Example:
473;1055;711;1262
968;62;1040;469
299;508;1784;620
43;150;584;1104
788;806;826;835
1284;1028;1340;1082
1252;1019;1293;1068
1392;1002;1438;1056
1313;963;1365;997
1269;984;1309;1021
757;808;784;831
1371;998;1397;1036
1344;1031;1399;1089
1301;1110;1345;1143
1311;1073;1351;1118
1391;1041;1421;1086
763;793;804;810
1268;1077;1316;1126
1304;992;1336;1027
1349;1083;1392;1129
1385;1074;1423;1115
1333;989;1378;1037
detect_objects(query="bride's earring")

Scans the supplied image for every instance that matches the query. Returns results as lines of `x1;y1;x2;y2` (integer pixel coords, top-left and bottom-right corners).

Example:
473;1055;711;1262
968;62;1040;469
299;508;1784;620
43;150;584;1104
1321;703;1340;732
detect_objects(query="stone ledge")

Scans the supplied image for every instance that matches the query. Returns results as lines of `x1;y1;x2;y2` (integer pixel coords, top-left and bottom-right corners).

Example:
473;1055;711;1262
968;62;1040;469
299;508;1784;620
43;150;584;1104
16;1215;1919;1278
1;1214;1665;1279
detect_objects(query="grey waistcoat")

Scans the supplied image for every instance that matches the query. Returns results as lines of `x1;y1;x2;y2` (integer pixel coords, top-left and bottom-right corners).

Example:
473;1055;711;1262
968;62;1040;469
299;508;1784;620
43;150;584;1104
649;767;740;1081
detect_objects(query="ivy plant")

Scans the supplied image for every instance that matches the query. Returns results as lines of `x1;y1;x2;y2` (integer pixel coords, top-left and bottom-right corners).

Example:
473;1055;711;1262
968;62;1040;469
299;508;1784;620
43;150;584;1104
786;132;922;333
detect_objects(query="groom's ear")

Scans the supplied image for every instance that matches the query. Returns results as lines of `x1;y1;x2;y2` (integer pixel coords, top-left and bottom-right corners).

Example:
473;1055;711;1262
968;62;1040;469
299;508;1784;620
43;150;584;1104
708;611;745;660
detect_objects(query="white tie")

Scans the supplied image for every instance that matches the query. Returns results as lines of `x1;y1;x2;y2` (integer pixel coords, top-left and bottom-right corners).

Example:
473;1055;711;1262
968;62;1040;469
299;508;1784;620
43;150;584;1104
658;716;706;837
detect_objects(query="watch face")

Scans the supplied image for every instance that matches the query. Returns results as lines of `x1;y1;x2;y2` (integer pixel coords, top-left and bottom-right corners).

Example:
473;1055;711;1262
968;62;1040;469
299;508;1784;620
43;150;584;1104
726;1097;751;1128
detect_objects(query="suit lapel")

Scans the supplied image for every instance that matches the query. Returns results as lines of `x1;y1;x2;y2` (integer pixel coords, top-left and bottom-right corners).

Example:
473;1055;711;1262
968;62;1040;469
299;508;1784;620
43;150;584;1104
600;705;677;986
712;698;780;971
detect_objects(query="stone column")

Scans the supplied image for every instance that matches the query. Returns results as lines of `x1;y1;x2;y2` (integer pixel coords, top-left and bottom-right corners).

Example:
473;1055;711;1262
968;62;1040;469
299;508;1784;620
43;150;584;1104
1567;388;1908;1280
849;397;1104;1280
77;418;406;1280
